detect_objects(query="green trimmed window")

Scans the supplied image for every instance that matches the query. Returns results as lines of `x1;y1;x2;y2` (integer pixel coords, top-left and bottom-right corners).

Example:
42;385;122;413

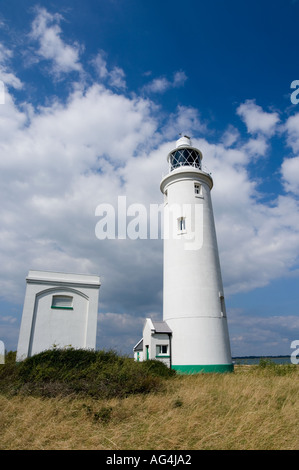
156;344;168;356
51;295;73;309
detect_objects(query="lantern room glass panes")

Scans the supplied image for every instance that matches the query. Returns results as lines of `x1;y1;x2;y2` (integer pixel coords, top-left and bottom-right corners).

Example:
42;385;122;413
169;148;201;171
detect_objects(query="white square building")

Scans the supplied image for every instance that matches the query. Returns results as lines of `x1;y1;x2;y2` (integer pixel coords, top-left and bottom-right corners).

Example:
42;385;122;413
16;270;101;361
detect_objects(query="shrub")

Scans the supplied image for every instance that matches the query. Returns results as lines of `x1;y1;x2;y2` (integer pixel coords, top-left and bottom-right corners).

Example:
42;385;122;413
0;348;175;399
140;359;176;378
256;358;297;376
0;351;19;394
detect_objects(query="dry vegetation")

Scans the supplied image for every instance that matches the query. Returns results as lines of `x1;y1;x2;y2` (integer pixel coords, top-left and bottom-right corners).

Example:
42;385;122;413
1;358;298;450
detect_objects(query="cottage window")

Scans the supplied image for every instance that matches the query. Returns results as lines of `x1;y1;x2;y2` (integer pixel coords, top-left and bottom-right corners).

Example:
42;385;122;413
156;345;168;355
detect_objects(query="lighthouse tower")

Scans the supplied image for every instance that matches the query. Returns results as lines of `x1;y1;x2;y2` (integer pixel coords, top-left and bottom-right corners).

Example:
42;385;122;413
160;136;233;373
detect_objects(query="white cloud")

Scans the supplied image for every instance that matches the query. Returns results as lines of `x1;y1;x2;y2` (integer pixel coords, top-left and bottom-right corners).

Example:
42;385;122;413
229;309;299;356
236;99;280;136
0;70;22;90
0;80;160;310
162;105;207;139
281;114;299;195
0;43;23;90
92;51;126;90
29;7;82;76
92;50;108;78
108;66;126;90
143;70;187;94
173;70;188;87
242;136;268;158
284;113;299;153
1;78;298;315
0;8;298;356
144;76;170;94
195;137;299;296
221;125;240;147
281;155;299;195
97;312;146;351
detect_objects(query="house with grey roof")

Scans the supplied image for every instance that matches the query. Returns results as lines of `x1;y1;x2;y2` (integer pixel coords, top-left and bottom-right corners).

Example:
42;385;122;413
133;318;172;368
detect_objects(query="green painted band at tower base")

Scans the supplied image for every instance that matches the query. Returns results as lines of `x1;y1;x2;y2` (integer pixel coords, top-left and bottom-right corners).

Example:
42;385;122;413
172;364;234;374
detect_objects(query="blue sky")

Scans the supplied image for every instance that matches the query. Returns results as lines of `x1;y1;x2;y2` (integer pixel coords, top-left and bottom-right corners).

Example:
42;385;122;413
0;0;299;357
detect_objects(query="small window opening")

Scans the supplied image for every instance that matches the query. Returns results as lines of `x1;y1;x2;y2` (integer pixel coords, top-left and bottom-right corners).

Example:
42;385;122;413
178;216;186;232
194;183;202;196
220;295;226;317
156;345;168;355
51;295;73;309
164;189;168;204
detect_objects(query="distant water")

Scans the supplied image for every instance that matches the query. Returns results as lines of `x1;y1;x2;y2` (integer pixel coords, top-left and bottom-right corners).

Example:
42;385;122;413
233;356;292;365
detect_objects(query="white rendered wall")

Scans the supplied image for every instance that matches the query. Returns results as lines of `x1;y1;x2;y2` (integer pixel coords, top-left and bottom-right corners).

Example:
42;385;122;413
160;166;232;370
16;271;101;361
134;350;144;362
142;318;155;361
142;318;171;367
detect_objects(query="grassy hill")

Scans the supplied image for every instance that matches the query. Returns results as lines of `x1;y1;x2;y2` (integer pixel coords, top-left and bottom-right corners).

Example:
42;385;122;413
0;349;298;450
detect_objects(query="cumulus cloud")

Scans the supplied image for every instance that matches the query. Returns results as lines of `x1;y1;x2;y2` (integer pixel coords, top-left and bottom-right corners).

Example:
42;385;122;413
97;312;147;352
280;114;299;195
229;310;299;356
236;99;280;136
195;137;299;296
241;136;268;159
162;105;207;139
2;86;298;292
0;7;298;355
0;43;23;90
284;113;299;152
92;51;126;89
221;126;240;147
29;7;82;76
1;68;299;352
92;50;108;78
281;156;299;195
143;70;187;94
1;66;299;353
0;79;160;317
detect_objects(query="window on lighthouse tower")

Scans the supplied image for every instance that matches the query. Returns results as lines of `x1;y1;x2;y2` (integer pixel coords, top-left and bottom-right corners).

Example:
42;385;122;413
178;217;186;232
220;294;226;317
194;183;203;197
194;183;200;195
164;189;168;204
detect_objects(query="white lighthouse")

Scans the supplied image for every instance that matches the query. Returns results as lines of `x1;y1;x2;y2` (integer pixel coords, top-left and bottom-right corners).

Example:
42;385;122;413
160;135;233;373
134;135;233;373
